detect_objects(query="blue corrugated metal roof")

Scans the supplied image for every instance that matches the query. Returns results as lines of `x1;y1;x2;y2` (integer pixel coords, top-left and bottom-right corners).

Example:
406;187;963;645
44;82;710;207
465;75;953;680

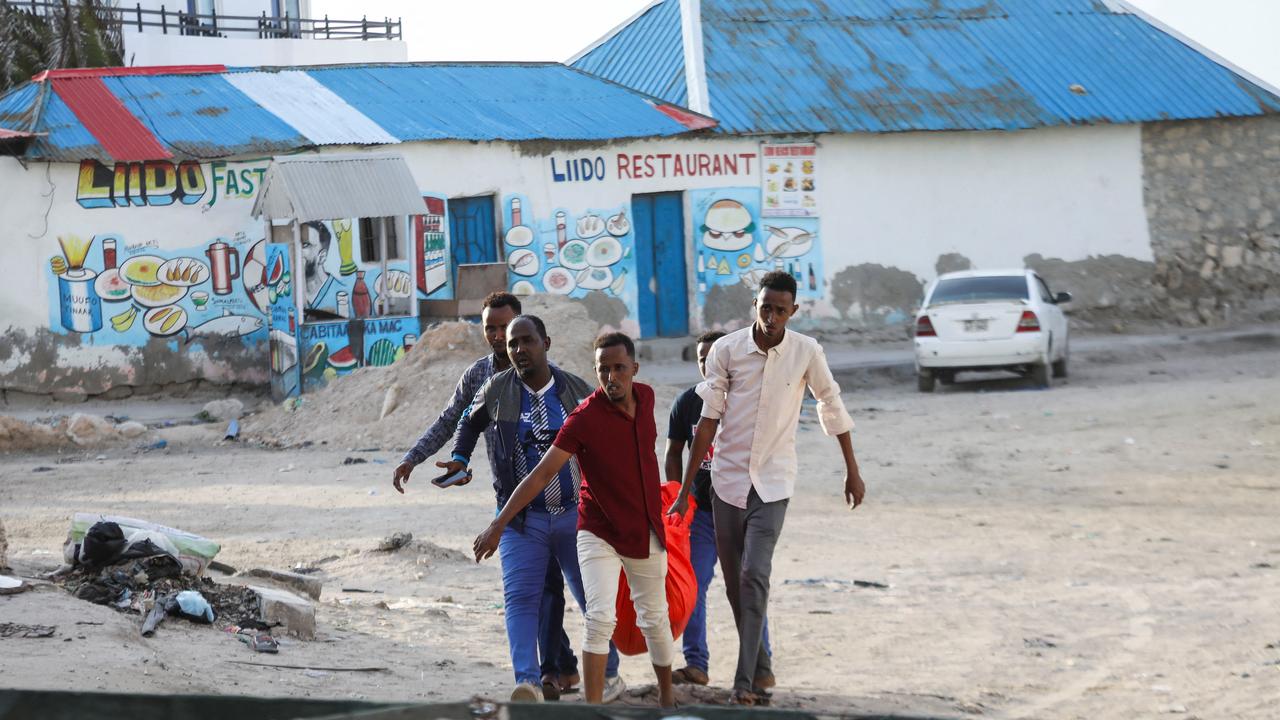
0;62;714;162
575;0;1280;134
572;0;688;108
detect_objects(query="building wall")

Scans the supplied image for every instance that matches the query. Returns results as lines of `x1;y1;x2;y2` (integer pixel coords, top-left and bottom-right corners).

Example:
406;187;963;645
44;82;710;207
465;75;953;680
2;120;1240;396
818;125;1154;329
1143;115;1280;325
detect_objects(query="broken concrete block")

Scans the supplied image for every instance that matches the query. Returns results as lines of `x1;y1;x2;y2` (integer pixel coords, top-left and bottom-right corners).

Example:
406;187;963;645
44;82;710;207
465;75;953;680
240;568;323;601
66;413;116;446
201;398;244;422
249;585;316;640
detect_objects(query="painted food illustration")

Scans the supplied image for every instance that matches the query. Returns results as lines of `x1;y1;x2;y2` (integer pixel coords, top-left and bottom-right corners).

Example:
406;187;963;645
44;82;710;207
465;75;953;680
143;306;187;336
606;211;631;237
375;269;413;298
242;240;269;314
543;267;576;295
94;269;131;302
507;249;539;277
701;200;754;252
764;226;815;258
367;338;398;367
266;254;285;286
577;266;614;291
505;225;534;247
131;283;188;308
110;306;138;332
587;236;623;267
304;341;327;375
511;280;536;296
559;240;589;270
119;255;165;286
576;214;605;239
157;257;210;287
328;346;358;372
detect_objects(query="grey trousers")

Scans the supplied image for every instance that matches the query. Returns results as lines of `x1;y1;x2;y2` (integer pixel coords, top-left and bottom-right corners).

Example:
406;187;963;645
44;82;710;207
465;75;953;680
713;486;788;691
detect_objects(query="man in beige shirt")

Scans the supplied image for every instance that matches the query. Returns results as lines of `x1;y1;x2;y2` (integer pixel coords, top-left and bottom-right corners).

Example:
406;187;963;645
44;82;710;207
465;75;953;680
669;270;865;706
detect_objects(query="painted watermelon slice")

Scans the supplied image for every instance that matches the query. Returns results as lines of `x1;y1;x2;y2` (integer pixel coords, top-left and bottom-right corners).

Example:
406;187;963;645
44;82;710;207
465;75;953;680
267;254;285;286
328;346;358;371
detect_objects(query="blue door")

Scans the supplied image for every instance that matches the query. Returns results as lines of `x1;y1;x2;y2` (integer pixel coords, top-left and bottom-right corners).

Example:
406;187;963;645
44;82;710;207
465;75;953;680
447;195;497;286
633;192;688;337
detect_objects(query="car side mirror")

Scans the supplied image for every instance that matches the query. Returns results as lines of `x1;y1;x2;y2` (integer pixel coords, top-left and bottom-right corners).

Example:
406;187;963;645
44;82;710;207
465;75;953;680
1055;292;1072;304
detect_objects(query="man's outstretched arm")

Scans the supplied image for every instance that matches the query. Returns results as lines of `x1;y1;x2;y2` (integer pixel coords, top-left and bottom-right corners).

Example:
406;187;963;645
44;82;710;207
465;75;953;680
472;447;572;562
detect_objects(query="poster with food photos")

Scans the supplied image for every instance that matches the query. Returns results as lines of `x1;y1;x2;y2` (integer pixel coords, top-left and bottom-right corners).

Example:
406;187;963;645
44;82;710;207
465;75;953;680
761;143;818;217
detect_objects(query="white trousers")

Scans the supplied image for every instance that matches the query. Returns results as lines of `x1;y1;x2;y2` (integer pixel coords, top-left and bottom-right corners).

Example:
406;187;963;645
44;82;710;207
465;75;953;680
577;529;675;668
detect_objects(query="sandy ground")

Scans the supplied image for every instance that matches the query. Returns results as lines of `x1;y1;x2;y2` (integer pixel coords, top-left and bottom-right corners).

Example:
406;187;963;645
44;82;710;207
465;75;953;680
2;334;1279;719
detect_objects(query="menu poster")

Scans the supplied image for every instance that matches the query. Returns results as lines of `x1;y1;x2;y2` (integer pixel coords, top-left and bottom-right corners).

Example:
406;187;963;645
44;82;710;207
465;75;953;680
761;143;818;217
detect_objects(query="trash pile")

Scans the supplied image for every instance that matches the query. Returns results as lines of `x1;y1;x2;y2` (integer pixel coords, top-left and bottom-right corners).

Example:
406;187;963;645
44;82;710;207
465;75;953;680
0;413;149;452
247;296;607;450
52;514;302;652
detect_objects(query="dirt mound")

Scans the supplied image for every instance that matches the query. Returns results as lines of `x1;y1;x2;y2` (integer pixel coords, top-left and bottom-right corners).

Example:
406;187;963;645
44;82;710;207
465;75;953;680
0;413;150;453
246;300;606;451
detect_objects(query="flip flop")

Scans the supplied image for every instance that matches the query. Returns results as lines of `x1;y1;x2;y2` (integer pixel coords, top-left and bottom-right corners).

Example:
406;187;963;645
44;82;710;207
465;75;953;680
729;688;759;706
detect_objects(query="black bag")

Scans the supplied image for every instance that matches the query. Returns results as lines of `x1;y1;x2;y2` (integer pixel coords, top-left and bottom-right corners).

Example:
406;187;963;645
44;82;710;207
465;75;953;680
80;522;126;566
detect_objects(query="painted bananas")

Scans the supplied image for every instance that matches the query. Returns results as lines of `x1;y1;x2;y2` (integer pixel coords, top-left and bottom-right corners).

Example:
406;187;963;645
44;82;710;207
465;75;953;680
111;306;138;332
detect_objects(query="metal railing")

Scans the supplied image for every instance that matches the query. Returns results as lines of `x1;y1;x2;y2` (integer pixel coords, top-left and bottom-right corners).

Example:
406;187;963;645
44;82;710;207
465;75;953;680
3;1;402;40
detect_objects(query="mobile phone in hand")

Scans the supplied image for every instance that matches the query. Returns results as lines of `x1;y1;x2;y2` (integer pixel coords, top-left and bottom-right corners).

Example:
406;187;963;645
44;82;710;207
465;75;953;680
431;467;471;488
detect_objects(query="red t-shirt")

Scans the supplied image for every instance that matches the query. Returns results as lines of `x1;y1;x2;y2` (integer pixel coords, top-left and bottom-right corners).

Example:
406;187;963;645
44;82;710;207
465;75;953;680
554;383;665;559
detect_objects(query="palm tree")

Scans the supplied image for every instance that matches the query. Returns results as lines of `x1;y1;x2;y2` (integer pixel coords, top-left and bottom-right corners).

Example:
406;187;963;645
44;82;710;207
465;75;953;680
0;1;124;92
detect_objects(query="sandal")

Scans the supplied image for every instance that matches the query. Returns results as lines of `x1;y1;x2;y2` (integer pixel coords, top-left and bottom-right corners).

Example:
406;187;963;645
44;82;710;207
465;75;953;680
672;667;709;686
540;675;561;701
729;688;759;706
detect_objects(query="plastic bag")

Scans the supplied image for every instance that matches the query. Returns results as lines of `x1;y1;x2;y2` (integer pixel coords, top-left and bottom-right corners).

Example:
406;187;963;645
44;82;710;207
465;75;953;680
65;513;220;576
612;482;698;656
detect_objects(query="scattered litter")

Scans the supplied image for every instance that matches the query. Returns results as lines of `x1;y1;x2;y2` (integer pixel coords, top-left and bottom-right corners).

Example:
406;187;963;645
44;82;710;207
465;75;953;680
367;490;377;496
226;626;280;653
304;670;329;678
1024;637;1058;649
32;466;55;472
0;575;29;595
0;623;56;639
139;439;168;451
226;661;388;672
376;532;413;552
342;457;367;465
279;464;296;473
209;561;238;574
341;588;383;594
783;577;889;590
95;454;107;461
224;419;240;440
1251;563;1273;569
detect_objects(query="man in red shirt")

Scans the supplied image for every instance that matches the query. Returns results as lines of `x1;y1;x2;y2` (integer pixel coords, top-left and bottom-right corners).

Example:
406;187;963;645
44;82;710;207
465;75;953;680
474;332;675;708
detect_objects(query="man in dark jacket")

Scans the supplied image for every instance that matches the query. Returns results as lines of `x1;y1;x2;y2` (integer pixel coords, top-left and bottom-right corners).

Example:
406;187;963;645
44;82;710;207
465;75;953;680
444;315;622;703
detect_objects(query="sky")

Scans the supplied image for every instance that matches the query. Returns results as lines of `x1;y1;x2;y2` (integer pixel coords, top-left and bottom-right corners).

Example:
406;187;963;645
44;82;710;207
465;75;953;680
311;0;1280;90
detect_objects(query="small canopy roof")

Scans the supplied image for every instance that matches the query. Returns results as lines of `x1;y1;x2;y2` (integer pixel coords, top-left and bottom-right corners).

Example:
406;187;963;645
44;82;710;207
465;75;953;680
252;153;425;224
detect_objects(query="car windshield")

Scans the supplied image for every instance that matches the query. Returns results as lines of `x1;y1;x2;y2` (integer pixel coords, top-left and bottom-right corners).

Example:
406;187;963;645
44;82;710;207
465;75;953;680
929;276;1029;305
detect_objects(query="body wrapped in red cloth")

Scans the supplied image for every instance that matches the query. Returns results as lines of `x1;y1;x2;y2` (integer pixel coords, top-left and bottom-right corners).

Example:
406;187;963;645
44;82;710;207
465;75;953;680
612;482;698;655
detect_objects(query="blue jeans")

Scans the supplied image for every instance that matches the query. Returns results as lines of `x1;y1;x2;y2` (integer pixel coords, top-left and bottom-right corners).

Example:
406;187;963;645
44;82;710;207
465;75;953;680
499;507;618;685
683;507;771;672
538;556;577;677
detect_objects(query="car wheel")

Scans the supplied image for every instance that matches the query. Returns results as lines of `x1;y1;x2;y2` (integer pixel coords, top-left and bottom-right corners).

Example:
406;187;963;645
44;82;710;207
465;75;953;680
1052;353;1068;378
1030;361;1051;388
917;371;936;393
938;372;955;385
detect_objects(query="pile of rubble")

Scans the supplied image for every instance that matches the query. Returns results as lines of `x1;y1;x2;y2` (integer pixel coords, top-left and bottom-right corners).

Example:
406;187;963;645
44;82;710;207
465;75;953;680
0;413;150;452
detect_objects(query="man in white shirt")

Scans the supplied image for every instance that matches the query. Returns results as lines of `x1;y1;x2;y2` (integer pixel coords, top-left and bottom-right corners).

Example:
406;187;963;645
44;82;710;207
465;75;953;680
668;270;865;706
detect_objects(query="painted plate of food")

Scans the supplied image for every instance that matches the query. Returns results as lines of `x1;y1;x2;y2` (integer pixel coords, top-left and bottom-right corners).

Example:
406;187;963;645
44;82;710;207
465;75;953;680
143;305;187;336
131;282;188;308
507;249;540;277
576;266;614;291
559;240;590;270
119;255;165;287
94;269;132;303
157;257;210;287
543;267;576;295
587;236;623;267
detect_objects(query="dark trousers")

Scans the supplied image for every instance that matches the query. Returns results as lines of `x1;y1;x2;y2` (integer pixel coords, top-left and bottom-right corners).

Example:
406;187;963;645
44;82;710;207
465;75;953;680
713;486;788;691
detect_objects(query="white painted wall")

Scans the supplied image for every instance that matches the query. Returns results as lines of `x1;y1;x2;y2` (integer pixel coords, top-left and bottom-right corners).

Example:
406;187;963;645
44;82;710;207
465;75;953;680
818;125;1153;283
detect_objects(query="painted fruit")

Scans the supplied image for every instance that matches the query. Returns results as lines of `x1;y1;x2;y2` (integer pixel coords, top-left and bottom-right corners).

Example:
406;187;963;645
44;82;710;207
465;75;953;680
267;254;285;286
304;341;327;375
367;338;397;367
329;346;358;371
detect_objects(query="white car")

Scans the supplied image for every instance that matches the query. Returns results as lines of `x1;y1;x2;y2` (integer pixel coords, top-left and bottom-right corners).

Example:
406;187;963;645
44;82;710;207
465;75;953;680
913;269;1071;392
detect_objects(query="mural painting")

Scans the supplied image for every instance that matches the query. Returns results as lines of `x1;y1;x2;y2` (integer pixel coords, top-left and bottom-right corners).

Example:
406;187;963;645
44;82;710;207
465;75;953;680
690;187;824;309
267;243;301;400
501;194;635;315
46;231;281;349
416;195;451;300
298;318;417;391
300;218;415;321
76;159;270;210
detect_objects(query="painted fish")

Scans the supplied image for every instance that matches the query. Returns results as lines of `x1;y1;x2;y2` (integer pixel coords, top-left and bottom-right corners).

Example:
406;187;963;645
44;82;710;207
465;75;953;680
183;310;264;345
